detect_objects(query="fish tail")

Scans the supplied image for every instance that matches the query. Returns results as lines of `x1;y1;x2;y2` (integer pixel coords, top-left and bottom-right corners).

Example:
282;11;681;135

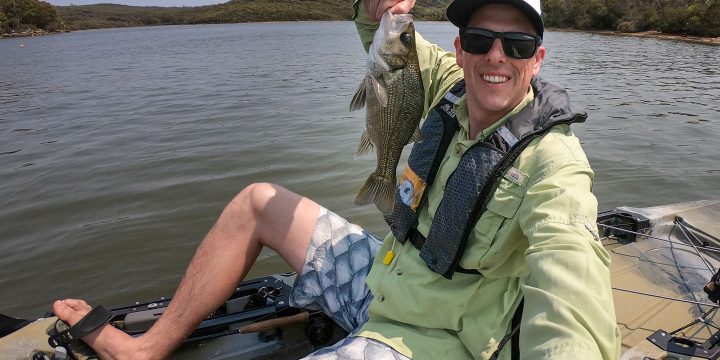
354;173;396;214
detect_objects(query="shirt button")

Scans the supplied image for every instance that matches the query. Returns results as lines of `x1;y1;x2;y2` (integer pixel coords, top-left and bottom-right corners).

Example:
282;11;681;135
455;144;463;156
377;295;385;302
396;269;403;276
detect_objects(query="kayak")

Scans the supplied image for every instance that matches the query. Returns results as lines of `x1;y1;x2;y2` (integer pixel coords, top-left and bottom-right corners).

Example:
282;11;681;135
2;199;720;359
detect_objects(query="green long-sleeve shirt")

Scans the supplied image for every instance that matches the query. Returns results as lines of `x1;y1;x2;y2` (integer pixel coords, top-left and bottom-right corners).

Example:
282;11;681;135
352;3;621;359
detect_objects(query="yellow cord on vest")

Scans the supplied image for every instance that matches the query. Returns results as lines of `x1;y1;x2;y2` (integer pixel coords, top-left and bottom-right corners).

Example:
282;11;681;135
383;239;396;265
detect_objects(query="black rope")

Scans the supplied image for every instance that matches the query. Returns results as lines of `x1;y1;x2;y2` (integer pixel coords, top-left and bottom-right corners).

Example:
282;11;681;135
670;307;718;334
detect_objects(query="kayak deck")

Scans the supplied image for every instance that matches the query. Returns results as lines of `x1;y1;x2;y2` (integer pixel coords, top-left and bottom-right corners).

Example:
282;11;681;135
601;200;720;359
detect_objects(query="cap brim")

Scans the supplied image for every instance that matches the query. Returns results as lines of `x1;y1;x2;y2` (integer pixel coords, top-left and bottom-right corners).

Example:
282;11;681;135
446;0;544;38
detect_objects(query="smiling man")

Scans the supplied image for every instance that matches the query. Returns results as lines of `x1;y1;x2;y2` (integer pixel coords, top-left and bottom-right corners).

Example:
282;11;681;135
347;0;621;358
50;0;620;359
453;4;544;135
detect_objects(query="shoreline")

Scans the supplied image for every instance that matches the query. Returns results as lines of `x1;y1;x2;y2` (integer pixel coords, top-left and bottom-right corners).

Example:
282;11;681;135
3;24;719;46
550;27;720;46
0;29;70;39
593;30;720;46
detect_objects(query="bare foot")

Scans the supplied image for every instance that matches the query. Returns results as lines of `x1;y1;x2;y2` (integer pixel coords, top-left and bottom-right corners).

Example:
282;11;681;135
52;299;149;360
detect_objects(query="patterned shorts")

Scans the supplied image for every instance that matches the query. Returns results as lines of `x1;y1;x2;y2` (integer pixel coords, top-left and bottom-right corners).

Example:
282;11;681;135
289;207;411;360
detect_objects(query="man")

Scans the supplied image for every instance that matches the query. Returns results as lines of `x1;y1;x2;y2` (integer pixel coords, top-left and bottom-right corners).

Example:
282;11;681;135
52;0;621;359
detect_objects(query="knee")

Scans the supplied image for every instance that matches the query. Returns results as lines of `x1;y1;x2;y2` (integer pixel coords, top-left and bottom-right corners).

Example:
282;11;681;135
232;182;278;217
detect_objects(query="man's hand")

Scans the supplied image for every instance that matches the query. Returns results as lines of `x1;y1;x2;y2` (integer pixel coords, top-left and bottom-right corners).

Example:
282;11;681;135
362;0;416;21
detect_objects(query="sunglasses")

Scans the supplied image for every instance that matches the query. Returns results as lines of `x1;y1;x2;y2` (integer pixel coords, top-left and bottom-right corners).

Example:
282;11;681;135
459;27;542;60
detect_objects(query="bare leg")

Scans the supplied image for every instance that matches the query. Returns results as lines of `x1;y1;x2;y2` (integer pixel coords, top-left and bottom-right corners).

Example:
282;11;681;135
53;183;320;360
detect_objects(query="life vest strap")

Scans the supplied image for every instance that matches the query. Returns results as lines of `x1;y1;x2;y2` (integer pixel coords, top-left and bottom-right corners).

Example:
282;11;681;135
406;229;482;275
489;299;524;360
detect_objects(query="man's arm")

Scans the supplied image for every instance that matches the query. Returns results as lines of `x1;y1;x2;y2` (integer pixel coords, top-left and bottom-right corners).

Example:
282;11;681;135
352;0;463;117
517;132;621;359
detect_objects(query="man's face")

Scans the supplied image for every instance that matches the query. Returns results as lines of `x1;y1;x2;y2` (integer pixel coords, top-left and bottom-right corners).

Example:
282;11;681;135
454;3;545;127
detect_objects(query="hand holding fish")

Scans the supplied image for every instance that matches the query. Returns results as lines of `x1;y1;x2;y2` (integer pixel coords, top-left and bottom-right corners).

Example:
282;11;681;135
362;0;416;20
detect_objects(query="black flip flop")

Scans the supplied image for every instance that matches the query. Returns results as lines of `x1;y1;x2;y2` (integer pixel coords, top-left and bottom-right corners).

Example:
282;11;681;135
48;305;113;348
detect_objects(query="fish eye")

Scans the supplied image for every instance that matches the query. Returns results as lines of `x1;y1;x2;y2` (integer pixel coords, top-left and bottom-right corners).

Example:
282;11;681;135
400;32;412;45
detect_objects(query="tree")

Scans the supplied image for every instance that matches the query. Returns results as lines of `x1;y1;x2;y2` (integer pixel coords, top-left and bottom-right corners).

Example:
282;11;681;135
24;1;57;28
0;11;7;30
0;0;58;30
700;1;720;36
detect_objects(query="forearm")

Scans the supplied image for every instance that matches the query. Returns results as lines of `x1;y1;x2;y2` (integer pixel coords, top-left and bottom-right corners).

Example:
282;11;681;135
518;162;620;359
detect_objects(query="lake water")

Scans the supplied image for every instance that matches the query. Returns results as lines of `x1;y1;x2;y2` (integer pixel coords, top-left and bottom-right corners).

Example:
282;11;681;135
0;22;718;318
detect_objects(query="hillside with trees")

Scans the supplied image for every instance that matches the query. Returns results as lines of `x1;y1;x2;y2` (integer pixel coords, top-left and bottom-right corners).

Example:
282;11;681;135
0;0;59;33
543;0;720;37
2;0;719;38
416;0;720;37
52;0;355;30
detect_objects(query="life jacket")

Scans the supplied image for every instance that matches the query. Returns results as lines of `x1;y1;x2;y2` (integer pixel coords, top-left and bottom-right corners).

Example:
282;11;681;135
384;77;588;279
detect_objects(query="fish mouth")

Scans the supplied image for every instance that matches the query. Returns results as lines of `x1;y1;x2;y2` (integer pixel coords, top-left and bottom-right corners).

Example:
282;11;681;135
384;12;413;24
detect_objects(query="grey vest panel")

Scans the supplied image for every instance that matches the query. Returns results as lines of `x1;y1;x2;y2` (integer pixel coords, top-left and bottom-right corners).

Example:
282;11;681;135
384;82;463;245
420;142;506;276
385;78;587;279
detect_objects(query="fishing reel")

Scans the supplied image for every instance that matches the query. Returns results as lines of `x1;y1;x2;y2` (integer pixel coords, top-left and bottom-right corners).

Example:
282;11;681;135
304;314;335;346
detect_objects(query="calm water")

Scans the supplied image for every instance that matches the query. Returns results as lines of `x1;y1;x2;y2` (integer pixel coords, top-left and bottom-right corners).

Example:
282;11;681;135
1;22;718;317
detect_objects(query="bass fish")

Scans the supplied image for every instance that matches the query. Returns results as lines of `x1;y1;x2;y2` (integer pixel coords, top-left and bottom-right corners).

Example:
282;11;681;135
350;11;424;214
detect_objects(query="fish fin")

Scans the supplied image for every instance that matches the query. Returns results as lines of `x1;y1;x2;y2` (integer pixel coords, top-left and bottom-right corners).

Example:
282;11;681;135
356;131;374;156
354;173;396;214
374;177;396;214
410;127;422;143
371;76;388;107
349;79;367;112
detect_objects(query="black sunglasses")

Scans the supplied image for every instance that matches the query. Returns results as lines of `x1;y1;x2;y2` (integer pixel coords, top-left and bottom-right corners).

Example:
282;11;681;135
459;27;542;60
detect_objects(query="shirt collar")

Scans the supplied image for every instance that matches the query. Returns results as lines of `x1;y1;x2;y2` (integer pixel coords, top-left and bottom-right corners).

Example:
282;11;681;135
454;87;535;142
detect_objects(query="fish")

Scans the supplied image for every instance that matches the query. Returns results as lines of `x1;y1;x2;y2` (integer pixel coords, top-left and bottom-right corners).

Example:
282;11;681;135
350;11;424;214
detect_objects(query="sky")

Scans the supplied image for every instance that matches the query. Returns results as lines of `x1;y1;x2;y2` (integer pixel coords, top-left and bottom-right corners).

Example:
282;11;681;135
46;0;226;6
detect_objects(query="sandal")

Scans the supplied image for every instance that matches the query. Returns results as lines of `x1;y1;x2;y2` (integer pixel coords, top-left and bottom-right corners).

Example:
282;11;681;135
46;305;113;360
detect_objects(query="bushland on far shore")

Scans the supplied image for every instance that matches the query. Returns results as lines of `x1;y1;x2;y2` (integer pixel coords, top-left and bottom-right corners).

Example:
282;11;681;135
1;0;719;39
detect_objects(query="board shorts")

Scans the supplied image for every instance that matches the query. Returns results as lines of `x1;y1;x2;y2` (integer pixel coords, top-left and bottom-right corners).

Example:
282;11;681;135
289;207;411;360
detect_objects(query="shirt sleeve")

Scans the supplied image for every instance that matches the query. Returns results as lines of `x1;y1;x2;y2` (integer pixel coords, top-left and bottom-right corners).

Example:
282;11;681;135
352;0;464;118
516;131;621;359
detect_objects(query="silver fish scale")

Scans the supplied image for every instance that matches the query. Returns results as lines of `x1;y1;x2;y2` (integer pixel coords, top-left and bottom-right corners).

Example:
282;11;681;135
366;63;423;179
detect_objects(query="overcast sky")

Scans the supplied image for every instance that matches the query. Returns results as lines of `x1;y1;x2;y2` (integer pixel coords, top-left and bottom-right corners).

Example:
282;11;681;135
46;0;226;6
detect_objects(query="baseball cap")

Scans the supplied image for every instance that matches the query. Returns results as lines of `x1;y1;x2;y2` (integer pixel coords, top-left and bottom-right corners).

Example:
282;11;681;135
446;0;544;39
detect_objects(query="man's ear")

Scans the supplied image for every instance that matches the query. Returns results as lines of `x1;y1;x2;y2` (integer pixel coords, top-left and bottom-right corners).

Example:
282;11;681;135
454;36;464;68
532;46;546;76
